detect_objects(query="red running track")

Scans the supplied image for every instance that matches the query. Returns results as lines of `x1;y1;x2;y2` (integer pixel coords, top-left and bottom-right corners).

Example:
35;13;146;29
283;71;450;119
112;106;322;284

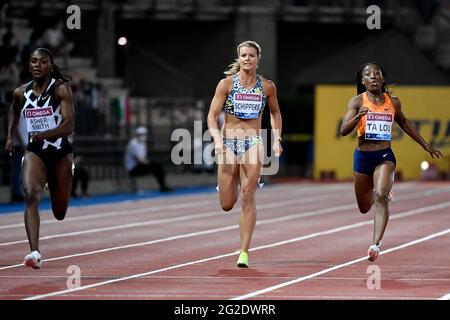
0;182;449;300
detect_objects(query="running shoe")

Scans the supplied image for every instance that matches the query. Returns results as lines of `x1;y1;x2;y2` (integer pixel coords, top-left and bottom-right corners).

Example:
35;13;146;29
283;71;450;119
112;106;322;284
236;251;249;268
24;251;42;269
367;243;381;262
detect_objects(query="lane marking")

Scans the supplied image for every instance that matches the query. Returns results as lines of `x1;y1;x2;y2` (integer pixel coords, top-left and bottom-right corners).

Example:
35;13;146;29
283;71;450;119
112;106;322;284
0;203;357;270
21;201;450;300
0;192;355;246
1;195;448;271
438;293;450;300
3;184;448;245
232;228;450;300
0;183;356;229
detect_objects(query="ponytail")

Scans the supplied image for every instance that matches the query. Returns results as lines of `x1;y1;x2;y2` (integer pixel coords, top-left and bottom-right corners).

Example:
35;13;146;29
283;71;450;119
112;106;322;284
224;60;240;76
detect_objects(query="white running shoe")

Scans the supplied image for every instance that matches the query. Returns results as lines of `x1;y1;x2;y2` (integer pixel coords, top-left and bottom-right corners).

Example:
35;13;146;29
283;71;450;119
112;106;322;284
367;242;381;262
24;251;42;269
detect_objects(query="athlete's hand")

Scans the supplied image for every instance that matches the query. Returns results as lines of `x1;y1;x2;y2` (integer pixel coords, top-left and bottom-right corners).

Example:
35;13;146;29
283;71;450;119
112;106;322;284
30;132;45;142
356;106;370;120
4;138;13;157
214;141;226;165
273;139;283;157
424;144;444;159
214;141;225;155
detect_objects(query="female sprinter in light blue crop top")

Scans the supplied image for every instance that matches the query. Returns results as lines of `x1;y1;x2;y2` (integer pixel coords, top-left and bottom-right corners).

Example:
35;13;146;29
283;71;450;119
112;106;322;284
207;40;283;268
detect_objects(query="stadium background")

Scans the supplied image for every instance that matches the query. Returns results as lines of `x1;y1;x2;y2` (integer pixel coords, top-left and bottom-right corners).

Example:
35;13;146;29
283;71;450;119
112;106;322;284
1;0;449;203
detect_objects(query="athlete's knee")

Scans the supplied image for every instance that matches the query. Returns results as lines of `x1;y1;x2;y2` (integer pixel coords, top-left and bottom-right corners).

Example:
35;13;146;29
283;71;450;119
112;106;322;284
373;190;389;205
51;201;69;220
356;198;372;214
240;185;256;208
358;205;371;214
52;208;67;221
54;213;66;221
220;200;235;212
220;193;237;211
23;187;41;206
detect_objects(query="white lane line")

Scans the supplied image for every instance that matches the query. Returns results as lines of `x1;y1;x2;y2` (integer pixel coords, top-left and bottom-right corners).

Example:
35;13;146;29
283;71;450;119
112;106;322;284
3;182;446;232
2;195;449;271
0;187;229;216
4;275;449;282
0;183;341;217
0;293;423;299
231;228;450;300
22;201;450;300
2;183;446;245
0;203;357;270
0;183;356;229
0;191;355;246
251;201;450;251
438;293;450;300
0;199;216;230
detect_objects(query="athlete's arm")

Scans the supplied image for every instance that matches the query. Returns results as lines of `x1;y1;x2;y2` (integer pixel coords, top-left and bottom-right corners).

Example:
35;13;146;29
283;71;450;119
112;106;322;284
31;81;75;142
5;87;24;155
264;80;283;157
207;78;229;152
340;95;367;136
392;97;443;159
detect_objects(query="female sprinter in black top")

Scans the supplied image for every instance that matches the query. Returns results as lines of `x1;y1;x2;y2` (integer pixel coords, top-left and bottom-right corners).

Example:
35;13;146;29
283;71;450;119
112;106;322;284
5;48;75;269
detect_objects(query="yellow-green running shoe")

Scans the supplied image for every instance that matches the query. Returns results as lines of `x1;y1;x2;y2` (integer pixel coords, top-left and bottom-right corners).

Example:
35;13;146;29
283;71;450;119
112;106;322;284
236;251;249;268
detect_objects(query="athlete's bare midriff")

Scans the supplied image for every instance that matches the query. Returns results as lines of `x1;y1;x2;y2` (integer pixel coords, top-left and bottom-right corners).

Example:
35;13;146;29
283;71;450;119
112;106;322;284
357;137;391;151
222;113;262;139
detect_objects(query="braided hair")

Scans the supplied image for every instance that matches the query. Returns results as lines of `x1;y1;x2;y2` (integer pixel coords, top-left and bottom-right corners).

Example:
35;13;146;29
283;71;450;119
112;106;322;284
34;47;72;82
356;62;389;95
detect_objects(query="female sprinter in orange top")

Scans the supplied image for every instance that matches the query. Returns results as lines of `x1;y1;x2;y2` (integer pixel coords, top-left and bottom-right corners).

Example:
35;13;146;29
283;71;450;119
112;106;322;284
207;40;282;268
340;62;443;262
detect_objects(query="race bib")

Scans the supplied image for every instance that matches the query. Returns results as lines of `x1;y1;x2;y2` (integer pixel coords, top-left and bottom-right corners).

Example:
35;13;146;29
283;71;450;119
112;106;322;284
233;93;262;119
25;107;57;133
365;112;393;141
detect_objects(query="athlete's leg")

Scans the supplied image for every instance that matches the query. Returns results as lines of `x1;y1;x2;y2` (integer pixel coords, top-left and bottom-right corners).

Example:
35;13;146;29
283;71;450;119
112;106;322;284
354;172;375;214
22;152;47;252
47;153;73;221
372;161;395;245
237;142;263;254
217;147;240;211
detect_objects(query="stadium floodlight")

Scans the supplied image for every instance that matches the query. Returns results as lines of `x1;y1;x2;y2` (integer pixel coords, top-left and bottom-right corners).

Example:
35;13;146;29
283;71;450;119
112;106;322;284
117;37;128;46
421;161;429;171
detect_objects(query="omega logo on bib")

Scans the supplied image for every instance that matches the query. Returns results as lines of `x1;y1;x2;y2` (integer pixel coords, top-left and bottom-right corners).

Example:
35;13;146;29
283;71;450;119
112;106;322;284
233;93;262;119
365;112;393;141
25;107;57;133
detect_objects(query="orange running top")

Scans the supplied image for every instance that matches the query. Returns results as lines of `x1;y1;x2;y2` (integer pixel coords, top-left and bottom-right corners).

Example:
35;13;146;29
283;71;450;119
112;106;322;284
356;92;396;139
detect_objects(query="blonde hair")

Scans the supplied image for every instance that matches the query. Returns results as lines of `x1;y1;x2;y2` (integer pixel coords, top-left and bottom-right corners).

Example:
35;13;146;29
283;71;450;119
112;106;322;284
224;40;262;76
